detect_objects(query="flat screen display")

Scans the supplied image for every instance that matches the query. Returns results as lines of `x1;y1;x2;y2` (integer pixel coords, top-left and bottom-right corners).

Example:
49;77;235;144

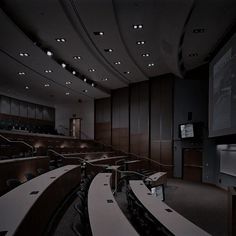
180;123;194;138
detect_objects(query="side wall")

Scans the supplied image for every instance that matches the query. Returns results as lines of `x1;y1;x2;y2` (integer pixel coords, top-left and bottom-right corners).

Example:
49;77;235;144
95;78;173;176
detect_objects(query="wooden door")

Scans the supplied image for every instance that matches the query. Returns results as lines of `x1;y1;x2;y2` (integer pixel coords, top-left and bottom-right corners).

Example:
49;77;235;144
182;148;203;182
69;118;81;138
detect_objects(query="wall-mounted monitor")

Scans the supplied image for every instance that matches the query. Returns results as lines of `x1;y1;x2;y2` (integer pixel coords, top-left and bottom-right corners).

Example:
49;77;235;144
179;122;203;140
179;123;194;139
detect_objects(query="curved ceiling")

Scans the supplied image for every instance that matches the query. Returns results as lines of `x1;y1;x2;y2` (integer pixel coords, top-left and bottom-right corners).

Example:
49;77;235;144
0;0;236;103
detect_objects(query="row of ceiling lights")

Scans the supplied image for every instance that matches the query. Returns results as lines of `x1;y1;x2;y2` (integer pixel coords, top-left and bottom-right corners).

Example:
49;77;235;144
93;24;155;70
19;23;154;94
18;37;95;95
24;84;87;95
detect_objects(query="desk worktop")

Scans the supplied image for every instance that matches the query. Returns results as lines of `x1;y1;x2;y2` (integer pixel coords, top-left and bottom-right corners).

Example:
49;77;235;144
147;172;167;181
88;173;138;236
88;155;127;163
0;156;48;164
129;180;211;236
0;165;79;236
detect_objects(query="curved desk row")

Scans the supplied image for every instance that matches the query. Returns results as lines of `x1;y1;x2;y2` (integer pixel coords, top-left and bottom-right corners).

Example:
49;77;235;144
88;173;138;236
0;156;49;196
0;165;81;236
129;180;211;236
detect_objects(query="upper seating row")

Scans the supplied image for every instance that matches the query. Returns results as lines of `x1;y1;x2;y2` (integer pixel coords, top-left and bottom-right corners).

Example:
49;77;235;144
0;129;111;158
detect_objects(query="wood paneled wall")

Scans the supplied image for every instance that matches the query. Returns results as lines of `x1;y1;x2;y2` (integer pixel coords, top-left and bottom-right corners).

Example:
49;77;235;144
150;76;173;176
95;78;173;175
95;98;111;145
130;82;149;157
112;88;129;152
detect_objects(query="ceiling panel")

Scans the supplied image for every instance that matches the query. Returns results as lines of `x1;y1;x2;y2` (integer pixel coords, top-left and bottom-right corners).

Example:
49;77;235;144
0;7;109;104
182;0;236;70
0;0;236;103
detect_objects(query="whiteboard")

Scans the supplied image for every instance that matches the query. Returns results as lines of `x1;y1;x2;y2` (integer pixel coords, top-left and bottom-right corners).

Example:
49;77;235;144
220;150;236;177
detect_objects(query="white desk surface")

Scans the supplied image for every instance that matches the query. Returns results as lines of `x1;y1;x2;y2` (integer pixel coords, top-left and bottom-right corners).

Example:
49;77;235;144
106;165;121;170
129;180;211;236
0;129;76;140
0;165;79;236
88;156;127;163
146;172;167;181
64;151;115;156
124;160;141;164
0;156;47;164
88;173;138;236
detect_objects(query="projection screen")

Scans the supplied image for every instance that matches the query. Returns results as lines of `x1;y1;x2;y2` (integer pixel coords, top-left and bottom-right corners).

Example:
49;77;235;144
209;33;236;137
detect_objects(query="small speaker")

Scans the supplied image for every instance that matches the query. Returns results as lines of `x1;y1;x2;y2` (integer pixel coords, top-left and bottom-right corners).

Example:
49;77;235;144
187;112;192;121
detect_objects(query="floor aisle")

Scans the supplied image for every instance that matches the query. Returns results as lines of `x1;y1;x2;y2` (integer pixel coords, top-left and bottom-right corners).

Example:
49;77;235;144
165;179;228;236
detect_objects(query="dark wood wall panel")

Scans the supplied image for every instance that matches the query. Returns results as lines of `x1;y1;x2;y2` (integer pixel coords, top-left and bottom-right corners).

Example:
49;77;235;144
95;77;174;176
130;82;149;156
150;76;173;176
112;88;129;152
161;78;173;140
95;98;111;145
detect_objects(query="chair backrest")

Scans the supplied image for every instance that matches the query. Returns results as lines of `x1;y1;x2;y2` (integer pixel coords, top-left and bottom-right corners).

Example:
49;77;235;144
6;178;21;189
37;168;46;175
25;173;35;181
49;165;56;170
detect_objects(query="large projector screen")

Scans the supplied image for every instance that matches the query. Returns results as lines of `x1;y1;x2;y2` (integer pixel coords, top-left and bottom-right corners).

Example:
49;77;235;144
209;33;236;137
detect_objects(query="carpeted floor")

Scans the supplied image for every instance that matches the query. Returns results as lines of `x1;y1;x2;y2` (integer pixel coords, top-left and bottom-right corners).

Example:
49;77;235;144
165;179;228;236
52;197;79;236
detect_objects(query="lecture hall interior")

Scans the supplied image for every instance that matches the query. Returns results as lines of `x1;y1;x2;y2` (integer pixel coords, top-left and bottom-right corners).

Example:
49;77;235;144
0;0;236;236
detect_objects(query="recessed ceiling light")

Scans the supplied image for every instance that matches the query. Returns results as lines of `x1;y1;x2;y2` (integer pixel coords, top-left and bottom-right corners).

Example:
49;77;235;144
18;72;25;76
104;48;113;52
193;28;205;33
25;86;29;90
65;92;70;95
19;52;29;57
188;53;199;57
88;68;96;72
142;53;150;57
46;50;53;56
114;61;121;65
136;41;145;45
61;63;66;68
94;31;104;36
91;83;95;87
102;78;108;81
66;81;72;85
72;71;76;75
133;24;143;29
56;38;66;42
124;71;130;74
73;56;81;60
83;78;87;82
83;89;88;93
148;63;155;67
44;84;50;87
45;69;52;73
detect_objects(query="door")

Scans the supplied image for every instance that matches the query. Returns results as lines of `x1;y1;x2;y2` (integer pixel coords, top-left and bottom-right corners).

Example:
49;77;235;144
69;118;81;138
182;148;203;182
